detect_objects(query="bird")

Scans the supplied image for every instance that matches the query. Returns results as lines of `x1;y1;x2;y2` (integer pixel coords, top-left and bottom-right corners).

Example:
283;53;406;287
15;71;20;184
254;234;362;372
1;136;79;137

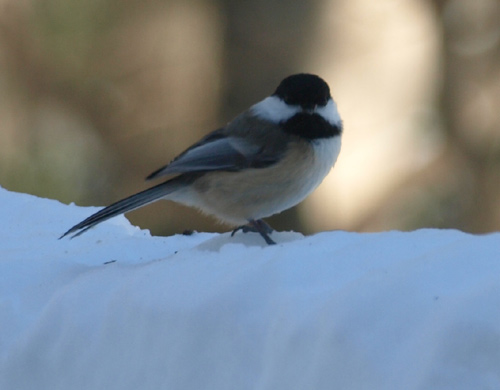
60;73;343;245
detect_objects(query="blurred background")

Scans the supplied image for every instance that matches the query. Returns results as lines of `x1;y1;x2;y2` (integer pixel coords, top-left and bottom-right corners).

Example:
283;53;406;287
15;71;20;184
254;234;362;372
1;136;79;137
1;0;499;236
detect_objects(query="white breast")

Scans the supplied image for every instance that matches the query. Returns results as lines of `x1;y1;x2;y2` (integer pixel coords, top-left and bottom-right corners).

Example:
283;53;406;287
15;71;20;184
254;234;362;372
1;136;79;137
277;136;342;213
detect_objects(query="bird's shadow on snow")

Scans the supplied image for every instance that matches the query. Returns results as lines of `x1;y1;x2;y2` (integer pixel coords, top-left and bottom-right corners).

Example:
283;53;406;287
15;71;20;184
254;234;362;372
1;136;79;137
195;231;305;251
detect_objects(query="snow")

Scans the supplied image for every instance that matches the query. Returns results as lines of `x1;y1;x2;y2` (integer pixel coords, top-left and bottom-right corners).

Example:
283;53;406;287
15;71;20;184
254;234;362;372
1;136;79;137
1;185;499;390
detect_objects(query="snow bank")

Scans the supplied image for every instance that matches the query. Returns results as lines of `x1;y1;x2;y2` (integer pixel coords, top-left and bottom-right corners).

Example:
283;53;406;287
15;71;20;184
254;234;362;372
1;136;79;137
1;186;499;389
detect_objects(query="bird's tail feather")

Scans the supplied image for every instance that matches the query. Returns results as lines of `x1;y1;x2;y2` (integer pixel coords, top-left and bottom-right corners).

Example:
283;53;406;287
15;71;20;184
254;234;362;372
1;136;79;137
60;178;185;239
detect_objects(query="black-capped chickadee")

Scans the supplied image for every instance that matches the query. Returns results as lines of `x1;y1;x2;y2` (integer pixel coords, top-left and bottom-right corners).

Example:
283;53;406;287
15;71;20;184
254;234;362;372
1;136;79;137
61;73;342;245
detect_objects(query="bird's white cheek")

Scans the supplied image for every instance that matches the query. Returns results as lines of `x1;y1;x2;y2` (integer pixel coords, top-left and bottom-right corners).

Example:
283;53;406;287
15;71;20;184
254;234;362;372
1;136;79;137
315;99;342;127
251;96;300;124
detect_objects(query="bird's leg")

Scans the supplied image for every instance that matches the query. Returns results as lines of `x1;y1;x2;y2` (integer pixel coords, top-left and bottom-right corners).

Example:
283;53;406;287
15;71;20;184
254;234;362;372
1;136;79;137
252;219;274;235
231;219;276;245
252;219;276;245
231;225;252;236
231;219;274;235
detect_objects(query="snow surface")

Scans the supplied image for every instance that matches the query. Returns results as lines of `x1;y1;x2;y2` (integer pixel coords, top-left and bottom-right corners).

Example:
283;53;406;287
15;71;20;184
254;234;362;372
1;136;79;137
1;186;500;390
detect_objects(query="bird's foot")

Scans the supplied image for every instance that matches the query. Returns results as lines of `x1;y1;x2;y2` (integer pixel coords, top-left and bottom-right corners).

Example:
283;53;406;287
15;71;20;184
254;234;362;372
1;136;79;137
231;219;276;245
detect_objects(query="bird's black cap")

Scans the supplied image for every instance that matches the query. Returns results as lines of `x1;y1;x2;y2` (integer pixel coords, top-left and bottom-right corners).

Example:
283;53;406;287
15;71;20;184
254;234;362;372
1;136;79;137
273;73;331;109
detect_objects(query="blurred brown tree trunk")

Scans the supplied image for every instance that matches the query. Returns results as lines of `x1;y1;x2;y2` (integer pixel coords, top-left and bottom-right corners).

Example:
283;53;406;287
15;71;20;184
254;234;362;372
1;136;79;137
431;0;500;232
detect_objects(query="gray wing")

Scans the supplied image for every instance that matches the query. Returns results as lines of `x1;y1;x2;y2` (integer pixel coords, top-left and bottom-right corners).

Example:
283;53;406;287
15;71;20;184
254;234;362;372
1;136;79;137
146;134;278;180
